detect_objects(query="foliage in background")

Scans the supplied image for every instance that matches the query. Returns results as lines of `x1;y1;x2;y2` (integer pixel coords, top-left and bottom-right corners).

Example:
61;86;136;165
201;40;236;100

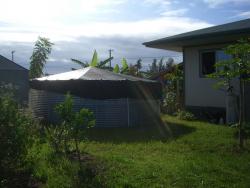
208;38;250;148
113;58;143;77
147;58;174;76
71;50;113;70
176;110;196;121
120;58;129;73
162;63;184;114
113;64;120;73
29;36;54;79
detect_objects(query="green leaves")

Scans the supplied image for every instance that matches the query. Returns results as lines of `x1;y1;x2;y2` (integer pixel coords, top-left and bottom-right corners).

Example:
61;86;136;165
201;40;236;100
113;64;120;73
54;93;74;124
53;93;95;155
74;109;95;131
71;59;89;68
90;50;98;67
207;38;250;89
72;50;113;69
29;36;54;79
0;88;34;172
121;58;128;73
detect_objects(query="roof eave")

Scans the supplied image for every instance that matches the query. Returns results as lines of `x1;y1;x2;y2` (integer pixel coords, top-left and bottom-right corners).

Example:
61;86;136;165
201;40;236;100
143;28;250;52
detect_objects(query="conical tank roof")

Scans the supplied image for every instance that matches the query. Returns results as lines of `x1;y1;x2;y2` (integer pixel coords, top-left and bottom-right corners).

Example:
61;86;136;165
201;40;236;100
36;66;154;82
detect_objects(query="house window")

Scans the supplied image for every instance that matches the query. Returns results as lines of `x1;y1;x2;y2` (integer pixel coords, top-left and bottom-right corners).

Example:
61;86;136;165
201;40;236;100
200;50;231;77
200;51;216;76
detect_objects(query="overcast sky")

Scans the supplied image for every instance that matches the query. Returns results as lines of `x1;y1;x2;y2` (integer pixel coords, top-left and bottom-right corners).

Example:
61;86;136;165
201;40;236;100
0;0;250;74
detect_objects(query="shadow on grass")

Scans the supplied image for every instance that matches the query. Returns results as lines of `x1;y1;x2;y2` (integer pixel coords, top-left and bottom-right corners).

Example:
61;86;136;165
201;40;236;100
86;116;196;143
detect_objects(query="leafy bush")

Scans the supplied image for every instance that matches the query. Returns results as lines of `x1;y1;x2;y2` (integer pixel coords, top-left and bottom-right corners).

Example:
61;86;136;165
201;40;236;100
0;89;36;186
163;91;177;114
46;93;95;161
176;110;196;121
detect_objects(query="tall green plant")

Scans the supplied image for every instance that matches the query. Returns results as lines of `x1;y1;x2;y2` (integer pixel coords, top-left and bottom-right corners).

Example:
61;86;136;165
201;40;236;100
52;93;95;165
29;37;54;78
0;86;34;184
90;50;98;67
121;58;129;73
71;50;113;69
208;38;250;148
113;64;120;73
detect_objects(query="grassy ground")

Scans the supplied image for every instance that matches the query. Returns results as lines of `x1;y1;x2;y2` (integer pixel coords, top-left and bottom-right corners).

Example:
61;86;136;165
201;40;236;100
81;115;250;188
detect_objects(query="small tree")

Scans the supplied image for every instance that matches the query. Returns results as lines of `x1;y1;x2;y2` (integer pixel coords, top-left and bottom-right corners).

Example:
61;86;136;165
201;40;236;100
208;38;250;148
72;108;95;166
29;37;54;78
53;93;95;166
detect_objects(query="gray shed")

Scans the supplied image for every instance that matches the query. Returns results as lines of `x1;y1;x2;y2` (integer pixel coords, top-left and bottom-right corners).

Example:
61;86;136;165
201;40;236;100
0;55;29;104
29;67;162;127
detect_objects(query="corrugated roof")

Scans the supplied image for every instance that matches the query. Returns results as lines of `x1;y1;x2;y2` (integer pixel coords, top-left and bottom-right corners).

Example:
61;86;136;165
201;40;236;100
143;19;250;51
36;66;155;82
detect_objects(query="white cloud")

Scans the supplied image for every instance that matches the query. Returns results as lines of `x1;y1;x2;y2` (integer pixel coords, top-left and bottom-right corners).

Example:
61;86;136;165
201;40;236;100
79;0;126;13
0;17;212;42
144;0;171;6
0;0;126;26
204;0;250;8
236;11;250;18
161;8;188;17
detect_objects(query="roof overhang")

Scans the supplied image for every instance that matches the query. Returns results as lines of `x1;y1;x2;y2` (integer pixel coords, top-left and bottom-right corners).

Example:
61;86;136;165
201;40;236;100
143;28;250;52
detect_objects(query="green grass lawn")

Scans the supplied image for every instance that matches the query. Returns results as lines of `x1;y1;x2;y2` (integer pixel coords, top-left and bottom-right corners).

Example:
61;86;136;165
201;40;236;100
81;115;250;188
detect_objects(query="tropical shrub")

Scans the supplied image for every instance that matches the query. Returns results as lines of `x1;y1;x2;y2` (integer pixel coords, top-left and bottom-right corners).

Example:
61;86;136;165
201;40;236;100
176;110;196;121
46;93;95;158
0;87;35;186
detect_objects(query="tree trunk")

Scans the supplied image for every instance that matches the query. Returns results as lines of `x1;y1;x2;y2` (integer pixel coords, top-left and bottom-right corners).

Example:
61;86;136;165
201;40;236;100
239;78;245;148
74;136;82;169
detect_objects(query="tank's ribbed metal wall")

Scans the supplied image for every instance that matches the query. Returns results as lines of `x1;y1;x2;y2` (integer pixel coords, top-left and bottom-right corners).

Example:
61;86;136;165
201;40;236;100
29;89;159;127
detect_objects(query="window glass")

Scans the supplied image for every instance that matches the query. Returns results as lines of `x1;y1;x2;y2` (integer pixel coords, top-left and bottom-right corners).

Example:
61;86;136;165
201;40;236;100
216;50;232;73
216;50;231;61
200;50;232;77
201;51;216;75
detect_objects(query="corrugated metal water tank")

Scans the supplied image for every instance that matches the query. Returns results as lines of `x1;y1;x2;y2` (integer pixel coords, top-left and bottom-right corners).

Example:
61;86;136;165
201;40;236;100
29;67;162;127
29;89;160;127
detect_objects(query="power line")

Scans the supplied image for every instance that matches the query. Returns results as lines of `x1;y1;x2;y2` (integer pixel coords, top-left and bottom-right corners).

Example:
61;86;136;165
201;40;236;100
11;50;15;62
108;49;114;68
125;55;182;60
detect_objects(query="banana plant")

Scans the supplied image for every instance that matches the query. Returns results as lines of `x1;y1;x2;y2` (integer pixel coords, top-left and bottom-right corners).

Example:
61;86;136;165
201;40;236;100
71;50;113;69
120;58;129;73
113;64;120;73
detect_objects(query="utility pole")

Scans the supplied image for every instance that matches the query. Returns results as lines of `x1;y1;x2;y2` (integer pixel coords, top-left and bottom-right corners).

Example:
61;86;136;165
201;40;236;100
108;49;114;69
11;50;15;62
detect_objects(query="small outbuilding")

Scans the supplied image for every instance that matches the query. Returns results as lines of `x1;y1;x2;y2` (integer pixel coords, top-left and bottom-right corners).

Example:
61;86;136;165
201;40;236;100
29;67;162;127
0;55;29;104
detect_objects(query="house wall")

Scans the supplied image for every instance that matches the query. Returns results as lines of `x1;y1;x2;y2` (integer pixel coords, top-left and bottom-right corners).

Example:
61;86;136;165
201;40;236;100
184;44;239;109
0;69;29;104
